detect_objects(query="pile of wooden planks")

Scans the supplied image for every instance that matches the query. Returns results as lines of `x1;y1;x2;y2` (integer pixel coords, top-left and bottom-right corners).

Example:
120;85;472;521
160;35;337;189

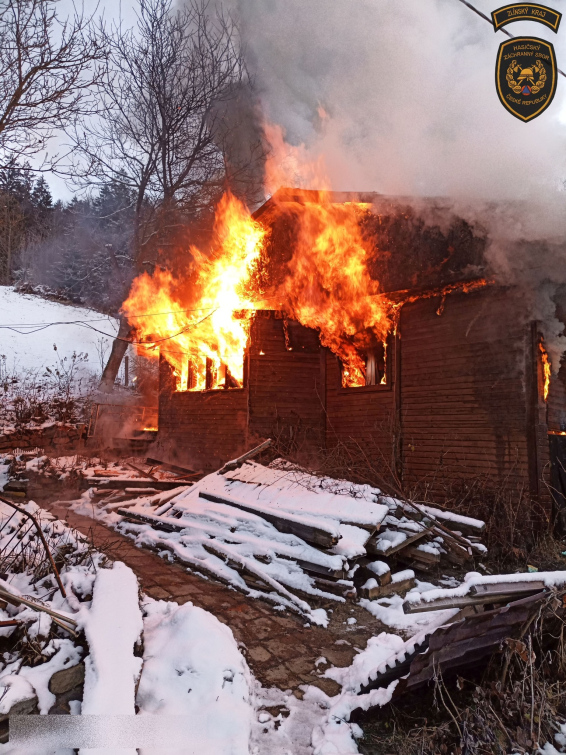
81;457;202;506
108;442;488;609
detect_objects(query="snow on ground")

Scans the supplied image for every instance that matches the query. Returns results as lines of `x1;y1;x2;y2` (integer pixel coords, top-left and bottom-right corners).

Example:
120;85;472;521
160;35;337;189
137;599;253;754
0;286;119;379
0;497;564;753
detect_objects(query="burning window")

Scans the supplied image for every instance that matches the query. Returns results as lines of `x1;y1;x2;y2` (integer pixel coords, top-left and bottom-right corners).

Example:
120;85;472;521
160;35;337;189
340;337;390;388
178;355;243;392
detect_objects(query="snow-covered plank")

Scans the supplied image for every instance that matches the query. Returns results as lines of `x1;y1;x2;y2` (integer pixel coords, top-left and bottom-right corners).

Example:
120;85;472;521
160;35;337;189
198;490;341;547
182;460;389;529
79;562;143;716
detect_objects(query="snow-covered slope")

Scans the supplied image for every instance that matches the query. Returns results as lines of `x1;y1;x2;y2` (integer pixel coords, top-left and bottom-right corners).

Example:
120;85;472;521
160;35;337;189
0;286;119;379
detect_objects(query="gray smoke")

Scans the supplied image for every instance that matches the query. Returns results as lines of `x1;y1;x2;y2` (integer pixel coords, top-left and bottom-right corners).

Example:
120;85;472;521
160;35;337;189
201;0;566;363
220;0;566;200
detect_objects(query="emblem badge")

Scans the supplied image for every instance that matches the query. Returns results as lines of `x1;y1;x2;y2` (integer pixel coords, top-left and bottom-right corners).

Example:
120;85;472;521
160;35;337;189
492;4;562;33
495;37;558;120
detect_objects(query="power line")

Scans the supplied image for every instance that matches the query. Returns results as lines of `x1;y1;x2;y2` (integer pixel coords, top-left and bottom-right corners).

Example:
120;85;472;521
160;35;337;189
0;307;215;328
0;310;217;346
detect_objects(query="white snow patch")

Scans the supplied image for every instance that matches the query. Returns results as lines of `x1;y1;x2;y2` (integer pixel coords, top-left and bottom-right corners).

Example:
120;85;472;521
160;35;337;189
79;562;143;716
136;599;252;754
0;286;120;378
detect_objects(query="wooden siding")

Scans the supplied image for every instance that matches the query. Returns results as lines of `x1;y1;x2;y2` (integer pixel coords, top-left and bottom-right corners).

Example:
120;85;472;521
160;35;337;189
156;290;555;512
157;314;325;467
548;358;566;433
399;288;538;494
248;313;325;454
158;356;248;470
325;340;396;471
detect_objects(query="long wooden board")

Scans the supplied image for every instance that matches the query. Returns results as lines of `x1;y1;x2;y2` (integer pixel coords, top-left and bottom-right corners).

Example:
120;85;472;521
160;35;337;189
198;491;339;548
404;585;547;613
82;478;188;491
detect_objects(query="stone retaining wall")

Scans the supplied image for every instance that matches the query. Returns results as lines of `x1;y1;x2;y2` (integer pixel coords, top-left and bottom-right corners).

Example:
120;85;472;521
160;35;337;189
0;423;85;454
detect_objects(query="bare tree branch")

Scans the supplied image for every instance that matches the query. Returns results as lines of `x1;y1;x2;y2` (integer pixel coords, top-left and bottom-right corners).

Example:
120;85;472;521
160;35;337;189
0;0;104;167
67;0;254;265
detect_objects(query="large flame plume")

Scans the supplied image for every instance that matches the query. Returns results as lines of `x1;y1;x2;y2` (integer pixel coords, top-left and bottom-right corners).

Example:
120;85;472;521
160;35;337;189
124;126;393;390
123;192;268;390
275;193;391;386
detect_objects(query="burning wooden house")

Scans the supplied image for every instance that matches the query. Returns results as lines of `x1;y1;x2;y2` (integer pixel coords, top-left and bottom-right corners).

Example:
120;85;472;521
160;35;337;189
124;189;566;524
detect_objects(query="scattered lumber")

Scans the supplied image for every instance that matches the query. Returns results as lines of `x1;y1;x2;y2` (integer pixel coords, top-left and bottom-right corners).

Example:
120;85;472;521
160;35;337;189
106;456;490;611
354;562;391;589
124;487;159;495
294;558;348;581
415;504;486;536
359;575;416;600
104;499;147;512
127;462;157;481
146;458;200;476
198;491;340;548
311;576;356;599
355;591;558;706
469;580;546;597
201;538;311;612
81;478;187;491
116;508;188;533
394;592;551;696
366;527;433;557
396;545;441;570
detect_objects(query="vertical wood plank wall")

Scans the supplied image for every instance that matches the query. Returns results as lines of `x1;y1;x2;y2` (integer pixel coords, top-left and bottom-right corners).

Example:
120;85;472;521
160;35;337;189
157;314;326;468
158;355;249;470
157;291;553;505
248;313;325;454
400;289;536;494
325;345;396;472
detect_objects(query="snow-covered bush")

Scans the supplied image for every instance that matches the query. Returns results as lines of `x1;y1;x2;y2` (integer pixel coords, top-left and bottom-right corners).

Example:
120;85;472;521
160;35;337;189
0;348;94;430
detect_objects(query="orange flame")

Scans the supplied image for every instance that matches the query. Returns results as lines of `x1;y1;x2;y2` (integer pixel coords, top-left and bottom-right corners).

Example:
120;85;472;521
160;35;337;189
123;192;268;390
123;122;396;391
275;192;391;386
539;341;551;401
124;187;391;390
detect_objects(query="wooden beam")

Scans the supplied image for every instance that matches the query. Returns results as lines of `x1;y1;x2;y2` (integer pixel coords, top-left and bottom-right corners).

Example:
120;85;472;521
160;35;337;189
359;576;416;600
404;585;547;613
81;478;188;491
198;491;339;548
366;527;432;557
218;439;273;475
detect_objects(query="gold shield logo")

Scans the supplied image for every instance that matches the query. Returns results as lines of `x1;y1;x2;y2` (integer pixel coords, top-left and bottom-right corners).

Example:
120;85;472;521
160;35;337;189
495;37;558;121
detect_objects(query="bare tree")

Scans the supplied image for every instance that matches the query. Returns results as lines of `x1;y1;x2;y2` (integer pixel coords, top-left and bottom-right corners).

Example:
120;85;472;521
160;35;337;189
70;0;256;391
0;0;103;168
71;0;251;258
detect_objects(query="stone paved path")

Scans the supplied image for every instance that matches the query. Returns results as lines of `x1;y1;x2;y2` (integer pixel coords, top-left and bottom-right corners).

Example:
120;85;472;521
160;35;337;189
44;500;387;696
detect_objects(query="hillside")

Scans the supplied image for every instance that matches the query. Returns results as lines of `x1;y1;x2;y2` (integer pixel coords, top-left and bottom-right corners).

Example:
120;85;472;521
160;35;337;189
0;286;120;381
